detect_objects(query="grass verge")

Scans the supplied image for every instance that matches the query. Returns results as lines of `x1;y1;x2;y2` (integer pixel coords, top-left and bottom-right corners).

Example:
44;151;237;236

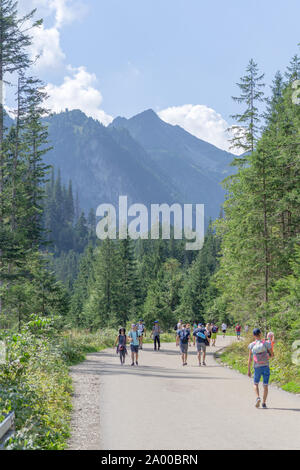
0;321;175;450
0;320;116;450
218;335;300;394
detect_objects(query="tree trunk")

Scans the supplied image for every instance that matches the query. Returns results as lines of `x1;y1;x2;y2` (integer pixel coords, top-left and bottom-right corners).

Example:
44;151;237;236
262;166;270;333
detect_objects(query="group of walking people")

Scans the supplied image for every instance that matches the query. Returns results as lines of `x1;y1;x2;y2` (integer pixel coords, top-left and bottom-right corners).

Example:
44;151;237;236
115;319;276;408
175;321;220;366
115;320;161;367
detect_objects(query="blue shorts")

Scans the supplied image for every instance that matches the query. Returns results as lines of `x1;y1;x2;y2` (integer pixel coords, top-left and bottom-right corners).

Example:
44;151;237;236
180;343;188;354
130;344;139;353
254;366;270;385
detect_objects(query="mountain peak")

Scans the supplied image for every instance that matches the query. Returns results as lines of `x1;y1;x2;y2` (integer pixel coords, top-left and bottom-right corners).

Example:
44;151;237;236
132;109;159;121
110;109;160;130
111;116;128;127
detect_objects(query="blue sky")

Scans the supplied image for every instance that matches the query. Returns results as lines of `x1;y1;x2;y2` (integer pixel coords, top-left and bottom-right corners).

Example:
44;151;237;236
16;0;300;151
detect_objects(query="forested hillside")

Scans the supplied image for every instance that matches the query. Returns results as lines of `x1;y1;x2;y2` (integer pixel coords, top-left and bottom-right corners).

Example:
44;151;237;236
212;58;300;343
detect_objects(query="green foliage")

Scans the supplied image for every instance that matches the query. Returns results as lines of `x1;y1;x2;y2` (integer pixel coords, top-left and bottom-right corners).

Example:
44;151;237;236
176;224;221;323
0;316;116;449
43;169;96;256
220;337;300;394
214;55;300;334
0;252;70;330
269;245;300;343
0;317;72;450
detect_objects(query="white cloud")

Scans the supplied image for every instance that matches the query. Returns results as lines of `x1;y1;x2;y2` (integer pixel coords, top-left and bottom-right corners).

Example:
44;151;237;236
30;25;65;69
51;0;88;28
19;0;86;28
45;66;113;125
18;0;87;69
158;104;241;154
17;0;112;125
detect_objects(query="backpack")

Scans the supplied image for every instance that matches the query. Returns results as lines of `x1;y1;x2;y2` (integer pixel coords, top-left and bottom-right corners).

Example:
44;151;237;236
197;331;206;340
180;330;189;344
212;326;218;333
252;340;269;365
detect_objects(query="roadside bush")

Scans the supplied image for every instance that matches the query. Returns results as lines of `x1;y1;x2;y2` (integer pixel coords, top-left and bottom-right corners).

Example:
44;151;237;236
219;334;300;394
0;318;116;449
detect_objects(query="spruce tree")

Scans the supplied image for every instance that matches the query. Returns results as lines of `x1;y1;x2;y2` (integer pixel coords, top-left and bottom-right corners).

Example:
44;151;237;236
0;1;42;312
82;239;119;328
230;59;265;158
285;54;300;82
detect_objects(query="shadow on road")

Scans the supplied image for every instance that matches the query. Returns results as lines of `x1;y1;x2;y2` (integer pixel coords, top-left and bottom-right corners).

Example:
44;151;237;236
267;408;300;412
71;360;231;380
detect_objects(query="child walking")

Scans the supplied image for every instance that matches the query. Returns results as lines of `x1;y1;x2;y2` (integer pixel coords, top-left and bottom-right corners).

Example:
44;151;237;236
115;328;127;365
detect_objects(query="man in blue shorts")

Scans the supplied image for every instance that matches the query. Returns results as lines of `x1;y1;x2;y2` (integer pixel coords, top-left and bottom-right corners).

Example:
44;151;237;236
128;324;141;366
193;323;208;366
176;323;190;366
248;328;274;408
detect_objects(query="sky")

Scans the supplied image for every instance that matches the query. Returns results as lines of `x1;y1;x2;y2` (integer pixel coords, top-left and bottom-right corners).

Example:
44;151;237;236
14;0;300;152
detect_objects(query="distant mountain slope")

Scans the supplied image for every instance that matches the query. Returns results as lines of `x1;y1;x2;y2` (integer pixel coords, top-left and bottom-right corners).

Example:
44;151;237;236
43;110;179;213
112;109;233;172
5;107;235;221
110;109;235;219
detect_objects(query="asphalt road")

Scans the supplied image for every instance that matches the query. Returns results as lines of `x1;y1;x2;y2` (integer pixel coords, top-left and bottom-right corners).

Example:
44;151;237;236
69;336;300;450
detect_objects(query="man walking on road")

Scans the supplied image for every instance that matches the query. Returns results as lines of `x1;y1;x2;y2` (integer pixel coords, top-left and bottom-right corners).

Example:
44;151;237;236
211;323;218;347
222;322;227;338
193;324;208;366
236;323;242;340
248;328;274;408
176;323;190;366
152;321;161;351
128;324;141;366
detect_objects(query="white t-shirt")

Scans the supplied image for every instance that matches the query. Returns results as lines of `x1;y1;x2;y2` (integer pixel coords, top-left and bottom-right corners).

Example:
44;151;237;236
222;323;227;330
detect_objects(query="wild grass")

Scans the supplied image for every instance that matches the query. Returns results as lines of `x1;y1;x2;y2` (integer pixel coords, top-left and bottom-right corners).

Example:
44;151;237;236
219;334;300;394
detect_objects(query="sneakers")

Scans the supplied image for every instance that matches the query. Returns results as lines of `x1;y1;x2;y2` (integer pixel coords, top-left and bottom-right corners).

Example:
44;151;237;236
131;362;135;366
202;362;206;366
255;397;261;408
136;361;138;366
262;403;267;409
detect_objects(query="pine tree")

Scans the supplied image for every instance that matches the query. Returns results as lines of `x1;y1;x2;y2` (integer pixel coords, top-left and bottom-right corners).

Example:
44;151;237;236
0;1;42;312
177;225;220;322
230;59;265;158
82;239;119;328
69;244;95;326
264;71;284;128
20;76;51;249
285;54;300;82
74;212;89;253
66;180;75;225
115;238;140;325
